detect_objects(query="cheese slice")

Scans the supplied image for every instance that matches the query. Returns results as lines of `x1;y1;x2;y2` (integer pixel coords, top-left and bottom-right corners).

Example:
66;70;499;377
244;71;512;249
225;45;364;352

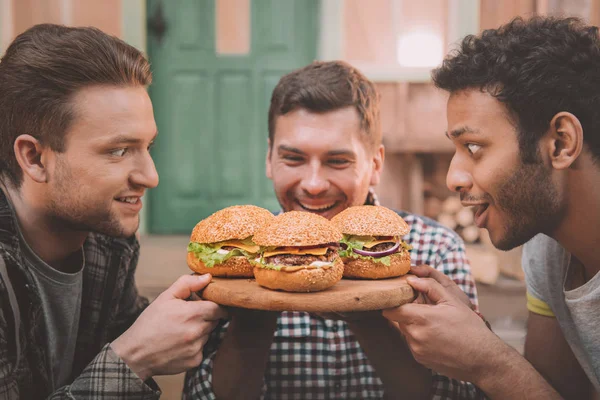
263;246;329;258
363;239;397;248
217;240;260;254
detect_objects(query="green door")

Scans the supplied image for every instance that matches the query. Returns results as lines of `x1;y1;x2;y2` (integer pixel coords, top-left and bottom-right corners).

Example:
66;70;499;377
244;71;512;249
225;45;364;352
147;0;318;233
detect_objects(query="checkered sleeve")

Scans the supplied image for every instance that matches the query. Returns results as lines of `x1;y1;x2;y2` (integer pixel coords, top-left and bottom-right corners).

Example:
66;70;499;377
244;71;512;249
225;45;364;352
439;238;479;311
429;238;488;400
48;343;160;399
183;320;269;400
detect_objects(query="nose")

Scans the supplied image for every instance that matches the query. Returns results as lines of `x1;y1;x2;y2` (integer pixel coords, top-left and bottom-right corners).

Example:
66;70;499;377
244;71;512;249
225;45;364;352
446;154;472;193
300;162;329;196
131;152;159;189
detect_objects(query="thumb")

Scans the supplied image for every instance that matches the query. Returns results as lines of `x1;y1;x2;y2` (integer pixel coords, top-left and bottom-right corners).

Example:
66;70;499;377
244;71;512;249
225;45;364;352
165;273;212;300
406;276;450;305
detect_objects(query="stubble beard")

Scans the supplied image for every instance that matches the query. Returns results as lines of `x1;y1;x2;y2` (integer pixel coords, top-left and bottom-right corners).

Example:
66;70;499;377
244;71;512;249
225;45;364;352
48;161;135;238
493;160;565;250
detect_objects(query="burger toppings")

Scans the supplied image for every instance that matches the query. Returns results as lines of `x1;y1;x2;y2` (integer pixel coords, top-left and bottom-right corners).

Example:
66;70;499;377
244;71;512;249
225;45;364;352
353;242;401;257
262;246;328;258
257;244;340;271
339;235;411;266
187;236;259;267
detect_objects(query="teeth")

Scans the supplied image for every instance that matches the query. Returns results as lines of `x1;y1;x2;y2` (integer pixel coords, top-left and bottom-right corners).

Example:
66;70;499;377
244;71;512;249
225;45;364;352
118;197;138;204
299;202;335;211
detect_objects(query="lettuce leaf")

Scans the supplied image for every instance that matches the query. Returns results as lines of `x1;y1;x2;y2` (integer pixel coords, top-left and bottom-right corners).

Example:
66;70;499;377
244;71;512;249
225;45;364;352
187;242;253;268
256;263;284;271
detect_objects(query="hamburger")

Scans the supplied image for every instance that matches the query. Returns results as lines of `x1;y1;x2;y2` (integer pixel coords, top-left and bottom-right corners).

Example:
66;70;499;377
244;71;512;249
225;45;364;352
252;211;344;292
331;205;412;279
187;205;274;277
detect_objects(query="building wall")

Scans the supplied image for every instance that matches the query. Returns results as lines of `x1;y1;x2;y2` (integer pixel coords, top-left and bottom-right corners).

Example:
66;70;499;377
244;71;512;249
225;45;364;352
2;0;123;51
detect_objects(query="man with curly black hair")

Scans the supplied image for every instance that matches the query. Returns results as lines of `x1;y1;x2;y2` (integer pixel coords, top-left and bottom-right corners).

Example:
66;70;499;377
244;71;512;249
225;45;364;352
384;16;600;399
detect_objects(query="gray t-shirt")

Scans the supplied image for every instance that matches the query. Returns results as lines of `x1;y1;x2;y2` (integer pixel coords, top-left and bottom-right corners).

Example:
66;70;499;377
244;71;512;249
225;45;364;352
522;234;600;391
19;233;84;389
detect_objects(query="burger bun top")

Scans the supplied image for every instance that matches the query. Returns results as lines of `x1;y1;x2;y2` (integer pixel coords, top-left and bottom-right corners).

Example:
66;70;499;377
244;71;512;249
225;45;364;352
330;205;409;237
190;205;274;243
253;211;342;247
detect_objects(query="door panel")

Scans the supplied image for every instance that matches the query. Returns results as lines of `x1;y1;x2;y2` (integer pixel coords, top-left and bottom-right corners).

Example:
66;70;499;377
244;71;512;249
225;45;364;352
147;0;318;233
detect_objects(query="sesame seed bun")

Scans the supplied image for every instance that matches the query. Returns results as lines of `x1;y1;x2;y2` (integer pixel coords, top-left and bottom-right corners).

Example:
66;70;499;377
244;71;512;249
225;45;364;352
341;252;410;279
187;252;254;278
330;205;410;237
253;257;344;292
190;205;274;244
253;211;342;247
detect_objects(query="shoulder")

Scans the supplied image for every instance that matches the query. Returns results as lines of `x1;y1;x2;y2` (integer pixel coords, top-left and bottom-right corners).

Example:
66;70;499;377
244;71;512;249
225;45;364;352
522;234;568;300
522;234;567;276
523;234;566;260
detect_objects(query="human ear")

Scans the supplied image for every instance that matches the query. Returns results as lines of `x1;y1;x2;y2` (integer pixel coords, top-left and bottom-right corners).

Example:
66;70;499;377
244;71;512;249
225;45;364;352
265;138;273;180
544;112;583;170
13;135;48;183
369;144;385;186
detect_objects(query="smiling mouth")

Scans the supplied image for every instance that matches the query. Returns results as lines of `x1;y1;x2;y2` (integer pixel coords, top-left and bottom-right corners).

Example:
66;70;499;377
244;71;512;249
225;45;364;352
296;200;338;212
116;197;140;204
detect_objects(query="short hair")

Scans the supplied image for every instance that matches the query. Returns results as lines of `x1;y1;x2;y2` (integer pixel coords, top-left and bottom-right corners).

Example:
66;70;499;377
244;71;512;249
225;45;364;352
268;61;381;150
0;24;152;187
433;16;600;163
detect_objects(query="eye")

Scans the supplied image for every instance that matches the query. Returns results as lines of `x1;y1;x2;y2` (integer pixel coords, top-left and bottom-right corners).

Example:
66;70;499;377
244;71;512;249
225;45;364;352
282;155;304;163
328;159;350;167
110;148;128;157
148;141;156;152
466;144;481;155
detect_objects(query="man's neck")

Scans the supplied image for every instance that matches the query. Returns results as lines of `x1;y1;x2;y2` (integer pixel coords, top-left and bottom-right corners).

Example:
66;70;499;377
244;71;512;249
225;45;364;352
2;185;88;272
552;160;600;282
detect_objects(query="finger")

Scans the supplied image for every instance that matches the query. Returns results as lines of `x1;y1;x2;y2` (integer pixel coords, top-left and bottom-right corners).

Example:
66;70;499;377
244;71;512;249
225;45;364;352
165;274;212;300
189;300;229;321
410;265;455;287
406;276;451;305
382;303;426;325
198;320;219;337
187;292;202;301
412;292;428;305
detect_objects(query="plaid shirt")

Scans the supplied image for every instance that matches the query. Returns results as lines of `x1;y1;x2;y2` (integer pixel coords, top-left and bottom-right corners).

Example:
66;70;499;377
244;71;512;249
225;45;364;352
184;193;486;399
0;190;159;399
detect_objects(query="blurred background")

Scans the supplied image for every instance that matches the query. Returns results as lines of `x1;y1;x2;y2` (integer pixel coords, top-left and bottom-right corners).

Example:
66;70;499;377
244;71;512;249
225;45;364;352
1;0;598;398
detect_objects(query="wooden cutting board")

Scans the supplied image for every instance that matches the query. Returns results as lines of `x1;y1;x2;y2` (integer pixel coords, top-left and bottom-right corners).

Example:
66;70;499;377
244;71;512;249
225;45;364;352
200;275;416;312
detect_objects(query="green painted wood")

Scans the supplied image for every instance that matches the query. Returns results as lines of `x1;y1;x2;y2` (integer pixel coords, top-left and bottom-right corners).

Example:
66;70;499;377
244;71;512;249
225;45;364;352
147;0;318;233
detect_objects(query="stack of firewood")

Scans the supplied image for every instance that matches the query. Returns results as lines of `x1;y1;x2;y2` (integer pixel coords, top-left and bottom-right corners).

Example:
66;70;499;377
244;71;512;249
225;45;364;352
425;195;481;244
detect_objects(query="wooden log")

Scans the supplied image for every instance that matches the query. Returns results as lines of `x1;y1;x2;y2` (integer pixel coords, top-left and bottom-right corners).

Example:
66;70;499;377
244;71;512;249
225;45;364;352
437;212;457;230
456;207;475;227
442;195;462;214
462;225;481;243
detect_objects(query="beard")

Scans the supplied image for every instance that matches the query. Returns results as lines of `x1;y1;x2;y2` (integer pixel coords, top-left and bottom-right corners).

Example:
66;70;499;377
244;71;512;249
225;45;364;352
492;160;565;250
46;159;137;238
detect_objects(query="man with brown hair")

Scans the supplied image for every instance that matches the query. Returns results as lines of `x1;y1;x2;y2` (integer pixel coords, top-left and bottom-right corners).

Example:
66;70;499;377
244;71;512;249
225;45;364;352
184;61;485;399
0;24;226;399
